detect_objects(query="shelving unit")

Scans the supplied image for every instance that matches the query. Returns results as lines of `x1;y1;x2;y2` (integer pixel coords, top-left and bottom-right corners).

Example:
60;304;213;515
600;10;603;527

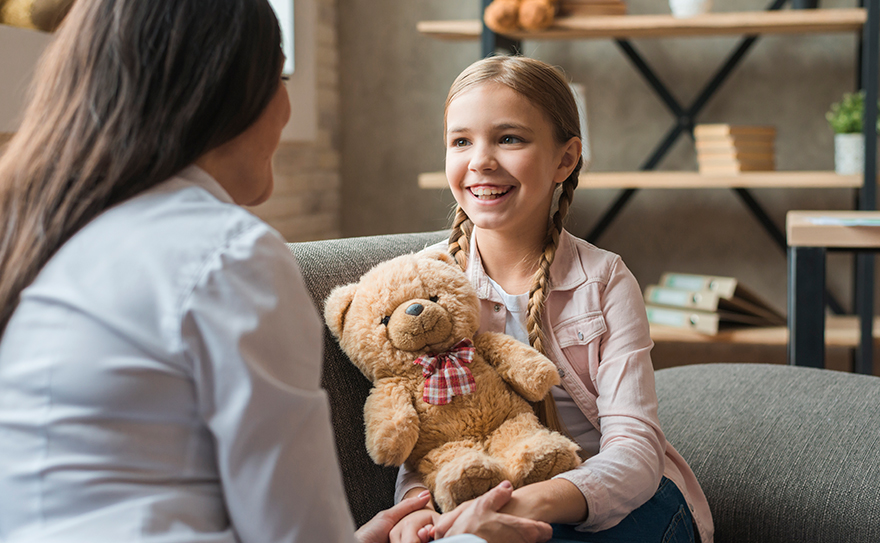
418;2;880;363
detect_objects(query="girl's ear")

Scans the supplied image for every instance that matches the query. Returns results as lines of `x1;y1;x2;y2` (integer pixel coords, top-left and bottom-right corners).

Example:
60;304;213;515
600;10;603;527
324;283;358;339
554;137;582;184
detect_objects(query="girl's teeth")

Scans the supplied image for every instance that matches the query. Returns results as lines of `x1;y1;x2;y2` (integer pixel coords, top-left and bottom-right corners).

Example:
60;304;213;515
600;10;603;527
470;187;509;199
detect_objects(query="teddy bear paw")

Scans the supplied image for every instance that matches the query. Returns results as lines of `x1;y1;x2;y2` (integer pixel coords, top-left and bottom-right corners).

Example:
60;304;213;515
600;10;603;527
521;442;582;486
433;457;506;512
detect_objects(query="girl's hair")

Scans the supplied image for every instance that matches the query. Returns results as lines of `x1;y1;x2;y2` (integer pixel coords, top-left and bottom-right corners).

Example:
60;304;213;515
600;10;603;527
445;56;583;433
0;0;284;336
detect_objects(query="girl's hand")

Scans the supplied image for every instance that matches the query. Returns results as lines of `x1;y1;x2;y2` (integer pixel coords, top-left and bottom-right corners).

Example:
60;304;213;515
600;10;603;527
432;481;552;543
355;490;432;543
389;508;440;543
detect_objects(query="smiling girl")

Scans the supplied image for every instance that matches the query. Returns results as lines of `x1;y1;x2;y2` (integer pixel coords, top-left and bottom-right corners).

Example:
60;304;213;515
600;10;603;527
393;56;713;543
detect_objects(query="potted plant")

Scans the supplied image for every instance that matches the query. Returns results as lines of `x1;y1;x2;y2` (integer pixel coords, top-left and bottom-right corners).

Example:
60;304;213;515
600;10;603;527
826;91;879;175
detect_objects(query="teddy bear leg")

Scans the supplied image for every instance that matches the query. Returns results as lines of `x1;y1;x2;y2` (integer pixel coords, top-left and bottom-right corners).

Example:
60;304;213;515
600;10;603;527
486;412;581;487
518;0;557;31
418;440;506;513
483;0;522;34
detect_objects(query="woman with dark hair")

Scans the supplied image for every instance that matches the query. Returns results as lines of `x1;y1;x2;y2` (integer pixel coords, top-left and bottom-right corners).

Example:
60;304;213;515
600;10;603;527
0;1;552;542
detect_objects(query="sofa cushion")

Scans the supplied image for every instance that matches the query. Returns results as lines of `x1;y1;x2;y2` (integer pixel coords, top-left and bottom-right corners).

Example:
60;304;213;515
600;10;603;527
288;231;447;527
656;363;880;543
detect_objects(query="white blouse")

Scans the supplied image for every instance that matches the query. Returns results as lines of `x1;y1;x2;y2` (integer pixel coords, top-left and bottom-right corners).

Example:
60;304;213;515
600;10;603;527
0;166;356;543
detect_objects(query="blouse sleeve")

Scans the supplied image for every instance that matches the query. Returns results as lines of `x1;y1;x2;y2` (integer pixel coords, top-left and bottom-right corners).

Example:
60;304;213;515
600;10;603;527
180;223;357;543
554;256;666;532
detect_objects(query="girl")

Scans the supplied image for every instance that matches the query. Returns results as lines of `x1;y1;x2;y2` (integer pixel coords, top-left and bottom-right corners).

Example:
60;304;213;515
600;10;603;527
0;2;547;542
393;56;713;543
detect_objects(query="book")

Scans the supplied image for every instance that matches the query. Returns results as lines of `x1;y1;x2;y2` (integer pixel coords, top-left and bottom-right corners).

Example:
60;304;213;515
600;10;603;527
695;138;775;152
644;283;785;326
645;305;773;335
696;150;775;162
698;160;775;174
694;124;777;139
656;272;786;325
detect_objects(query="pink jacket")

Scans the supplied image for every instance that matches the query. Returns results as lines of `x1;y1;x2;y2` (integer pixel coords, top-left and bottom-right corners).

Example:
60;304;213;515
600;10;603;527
460;230;713;542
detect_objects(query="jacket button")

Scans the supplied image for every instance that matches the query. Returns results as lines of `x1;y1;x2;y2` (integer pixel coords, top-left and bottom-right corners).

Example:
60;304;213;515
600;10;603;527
493;304;502;312
577;331;584;341
558;368;566;378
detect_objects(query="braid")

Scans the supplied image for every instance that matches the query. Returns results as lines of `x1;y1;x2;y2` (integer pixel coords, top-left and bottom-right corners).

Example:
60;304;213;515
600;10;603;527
447;205;472;272
527;170;580;432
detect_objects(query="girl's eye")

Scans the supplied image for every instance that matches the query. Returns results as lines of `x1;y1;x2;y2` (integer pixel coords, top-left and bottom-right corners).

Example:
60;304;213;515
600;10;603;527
500;135;523;144
380;316;390;326
429;296;439;303
452;138;469;148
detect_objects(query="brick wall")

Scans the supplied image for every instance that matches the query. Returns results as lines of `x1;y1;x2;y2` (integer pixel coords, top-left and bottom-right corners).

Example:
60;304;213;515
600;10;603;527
251;0;340;242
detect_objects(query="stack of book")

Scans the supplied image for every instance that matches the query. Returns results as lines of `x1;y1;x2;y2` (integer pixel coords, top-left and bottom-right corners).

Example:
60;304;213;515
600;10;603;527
643;272;786;335
694;124;776;174
558;0;628;17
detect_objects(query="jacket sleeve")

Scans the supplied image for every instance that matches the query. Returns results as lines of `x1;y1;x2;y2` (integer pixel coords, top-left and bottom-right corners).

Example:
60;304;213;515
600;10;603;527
554;256;666;532
181;223;357;543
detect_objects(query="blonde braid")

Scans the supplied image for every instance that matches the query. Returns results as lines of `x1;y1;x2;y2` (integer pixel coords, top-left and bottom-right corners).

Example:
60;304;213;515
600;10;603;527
528;172;579;432
447;205;472;272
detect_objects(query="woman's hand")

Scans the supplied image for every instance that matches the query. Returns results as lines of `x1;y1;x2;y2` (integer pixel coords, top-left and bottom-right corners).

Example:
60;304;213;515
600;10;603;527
389;508;440;543
432;481;553;543
355;490;432;543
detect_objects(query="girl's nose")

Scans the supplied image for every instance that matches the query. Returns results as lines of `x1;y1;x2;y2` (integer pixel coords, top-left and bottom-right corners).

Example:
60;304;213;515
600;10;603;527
468;144;497;173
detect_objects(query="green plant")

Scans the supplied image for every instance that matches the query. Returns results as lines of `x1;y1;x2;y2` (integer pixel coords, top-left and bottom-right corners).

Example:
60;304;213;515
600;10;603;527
826;91;880;134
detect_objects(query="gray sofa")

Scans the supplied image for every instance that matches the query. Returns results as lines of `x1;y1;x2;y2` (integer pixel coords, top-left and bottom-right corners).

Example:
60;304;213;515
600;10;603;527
288;232;880;543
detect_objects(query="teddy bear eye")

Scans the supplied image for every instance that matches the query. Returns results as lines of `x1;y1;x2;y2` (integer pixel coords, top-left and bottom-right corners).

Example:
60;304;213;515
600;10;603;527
380;316;391;326
429;296;439;303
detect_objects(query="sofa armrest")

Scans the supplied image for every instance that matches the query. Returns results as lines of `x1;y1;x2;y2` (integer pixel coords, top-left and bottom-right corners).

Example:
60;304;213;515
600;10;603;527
287;231;447;527
656;363;880;543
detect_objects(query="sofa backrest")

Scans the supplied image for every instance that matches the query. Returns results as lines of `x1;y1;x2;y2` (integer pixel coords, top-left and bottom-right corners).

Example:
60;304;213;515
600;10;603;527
656;363;880;543
288;231;447;527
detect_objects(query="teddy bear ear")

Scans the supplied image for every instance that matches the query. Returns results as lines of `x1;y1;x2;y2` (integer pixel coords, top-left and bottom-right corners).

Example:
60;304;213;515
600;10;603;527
422;250;458;268
323;283;358;339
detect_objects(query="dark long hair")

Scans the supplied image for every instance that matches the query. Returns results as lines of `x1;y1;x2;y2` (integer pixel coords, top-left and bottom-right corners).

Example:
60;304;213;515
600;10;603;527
0;0;284;336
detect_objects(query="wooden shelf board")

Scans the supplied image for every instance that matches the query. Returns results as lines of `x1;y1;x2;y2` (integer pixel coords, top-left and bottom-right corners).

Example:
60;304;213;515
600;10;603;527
651;315;880;347
417;8;866;41
787;210;880;248
419;171;864;190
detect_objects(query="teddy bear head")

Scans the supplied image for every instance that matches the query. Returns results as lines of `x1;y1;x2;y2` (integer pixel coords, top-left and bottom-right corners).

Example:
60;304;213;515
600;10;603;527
324;250;480;382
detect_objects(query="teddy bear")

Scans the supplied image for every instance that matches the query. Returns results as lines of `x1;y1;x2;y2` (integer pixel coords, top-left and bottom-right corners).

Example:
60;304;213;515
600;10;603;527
324;250;581;512
483;0;559;34
1;0;75;33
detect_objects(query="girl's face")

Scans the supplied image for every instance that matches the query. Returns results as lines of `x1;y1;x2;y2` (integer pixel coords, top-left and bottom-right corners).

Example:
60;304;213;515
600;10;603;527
445;83;580;242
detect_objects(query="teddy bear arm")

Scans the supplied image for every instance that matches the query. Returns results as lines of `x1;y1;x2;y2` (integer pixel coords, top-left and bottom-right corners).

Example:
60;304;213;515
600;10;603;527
474;332;560;402
363;378;421;467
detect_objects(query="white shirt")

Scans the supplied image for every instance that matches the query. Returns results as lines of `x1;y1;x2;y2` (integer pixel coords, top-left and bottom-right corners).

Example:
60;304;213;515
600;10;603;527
0;166;356;543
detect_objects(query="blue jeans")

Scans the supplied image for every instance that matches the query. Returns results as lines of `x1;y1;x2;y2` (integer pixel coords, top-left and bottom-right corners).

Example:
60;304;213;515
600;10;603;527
550;477;694;543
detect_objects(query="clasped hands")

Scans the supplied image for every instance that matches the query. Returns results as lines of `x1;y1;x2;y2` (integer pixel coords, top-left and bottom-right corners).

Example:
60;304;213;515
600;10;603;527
358;480;551;543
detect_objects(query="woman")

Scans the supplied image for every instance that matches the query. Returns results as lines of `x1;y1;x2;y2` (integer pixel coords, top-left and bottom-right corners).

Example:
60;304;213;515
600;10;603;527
0;1;550;542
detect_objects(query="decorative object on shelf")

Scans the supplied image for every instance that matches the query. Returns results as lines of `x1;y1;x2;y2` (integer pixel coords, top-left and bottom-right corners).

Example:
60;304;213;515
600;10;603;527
826;91;879;175
0;0;75;32
557;0;626;18
644;272;785;335
668;0;712;19
791;0;819;8
694;124;776;174
484;0;559;33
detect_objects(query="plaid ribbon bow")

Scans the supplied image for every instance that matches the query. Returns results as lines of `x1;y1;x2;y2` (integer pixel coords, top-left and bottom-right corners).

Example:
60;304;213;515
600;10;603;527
414;338;476;406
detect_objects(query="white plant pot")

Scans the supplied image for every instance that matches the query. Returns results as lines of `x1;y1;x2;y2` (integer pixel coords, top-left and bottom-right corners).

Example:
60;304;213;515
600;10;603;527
669;0;712;18
834;133;864;175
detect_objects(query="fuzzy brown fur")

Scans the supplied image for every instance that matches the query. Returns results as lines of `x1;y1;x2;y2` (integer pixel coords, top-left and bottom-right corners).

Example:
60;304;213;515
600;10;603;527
483;0;558;33
324;250;581;512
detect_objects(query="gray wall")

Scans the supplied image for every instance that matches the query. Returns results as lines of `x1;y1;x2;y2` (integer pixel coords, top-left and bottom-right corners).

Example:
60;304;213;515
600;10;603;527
338;0;863;316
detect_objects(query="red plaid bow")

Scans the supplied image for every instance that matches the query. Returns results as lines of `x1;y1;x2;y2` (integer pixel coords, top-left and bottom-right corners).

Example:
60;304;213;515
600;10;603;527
414;338;476;406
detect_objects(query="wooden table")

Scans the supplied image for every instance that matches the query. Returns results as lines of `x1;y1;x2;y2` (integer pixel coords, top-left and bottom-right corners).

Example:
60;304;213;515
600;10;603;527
787;211;880;373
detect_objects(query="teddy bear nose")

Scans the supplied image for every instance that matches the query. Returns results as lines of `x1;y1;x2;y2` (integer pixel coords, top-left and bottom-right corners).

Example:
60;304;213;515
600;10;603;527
405;303;424;316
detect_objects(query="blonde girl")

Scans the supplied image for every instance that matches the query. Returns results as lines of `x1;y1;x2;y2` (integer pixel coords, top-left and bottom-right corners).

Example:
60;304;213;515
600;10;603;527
393;56;713;543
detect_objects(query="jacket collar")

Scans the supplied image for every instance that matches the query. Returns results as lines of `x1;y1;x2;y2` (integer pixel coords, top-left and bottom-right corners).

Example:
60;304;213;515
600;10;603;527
467;229;588;297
